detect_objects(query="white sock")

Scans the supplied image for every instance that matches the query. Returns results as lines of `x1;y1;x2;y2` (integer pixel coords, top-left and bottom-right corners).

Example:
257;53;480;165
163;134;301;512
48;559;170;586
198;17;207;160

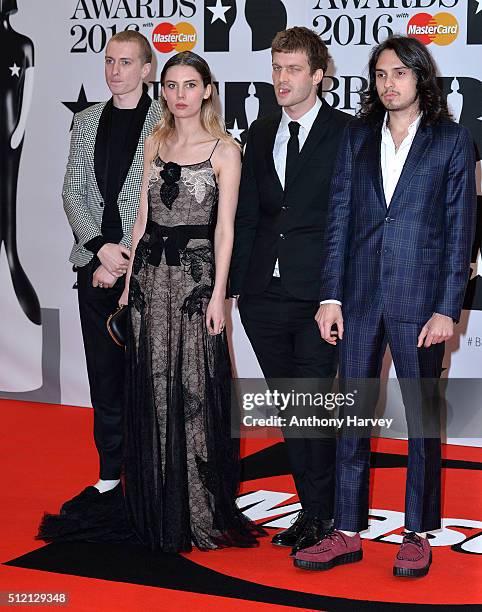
339;530;357;537
405;530;427;538
94;479;120;493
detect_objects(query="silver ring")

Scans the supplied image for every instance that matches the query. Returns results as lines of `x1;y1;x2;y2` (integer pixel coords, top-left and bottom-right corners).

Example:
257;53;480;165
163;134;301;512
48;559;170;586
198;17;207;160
99;283;104;288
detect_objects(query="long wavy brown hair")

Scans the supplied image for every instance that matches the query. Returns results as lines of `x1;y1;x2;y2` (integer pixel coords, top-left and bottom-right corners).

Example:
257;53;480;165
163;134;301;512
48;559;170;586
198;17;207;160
151;51;239;151
358;35;451;126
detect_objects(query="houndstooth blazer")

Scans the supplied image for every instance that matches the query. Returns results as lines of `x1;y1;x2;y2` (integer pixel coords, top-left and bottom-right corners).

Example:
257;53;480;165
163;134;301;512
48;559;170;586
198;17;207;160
63;97;161;267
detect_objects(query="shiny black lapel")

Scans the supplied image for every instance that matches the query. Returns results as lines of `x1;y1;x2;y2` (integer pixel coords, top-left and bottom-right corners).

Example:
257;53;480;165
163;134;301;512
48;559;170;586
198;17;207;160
264;112;283;194
94;99;112;200
387;122;433;211
284;102;330;192
117;87;152;191
366;125;387;211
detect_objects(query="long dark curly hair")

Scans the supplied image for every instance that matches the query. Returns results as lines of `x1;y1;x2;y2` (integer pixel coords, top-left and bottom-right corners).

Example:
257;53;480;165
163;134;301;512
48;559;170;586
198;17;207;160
358;35;451;125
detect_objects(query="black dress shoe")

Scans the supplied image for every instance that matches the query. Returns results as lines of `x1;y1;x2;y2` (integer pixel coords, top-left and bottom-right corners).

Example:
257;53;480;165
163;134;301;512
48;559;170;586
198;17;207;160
38;483;132;544
271;510;307;547
291;518;333;556
60;484;121;515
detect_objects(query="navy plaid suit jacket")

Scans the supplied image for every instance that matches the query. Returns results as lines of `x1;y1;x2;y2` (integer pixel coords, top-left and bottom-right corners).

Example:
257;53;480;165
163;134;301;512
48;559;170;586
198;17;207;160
320;118;477;323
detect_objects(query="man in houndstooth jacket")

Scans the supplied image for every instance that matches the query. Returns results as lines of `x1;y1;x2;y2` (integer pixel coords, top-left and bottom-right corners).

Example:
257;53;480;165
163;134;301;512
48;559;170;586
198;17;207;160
62;31;160;511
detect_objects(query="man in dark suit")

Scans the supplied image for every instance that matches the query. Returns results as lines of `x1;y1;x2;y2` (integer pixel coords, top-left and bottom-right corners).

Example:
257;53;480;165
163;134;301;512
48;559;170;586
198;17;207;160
294;36;476;577
230;27;349;554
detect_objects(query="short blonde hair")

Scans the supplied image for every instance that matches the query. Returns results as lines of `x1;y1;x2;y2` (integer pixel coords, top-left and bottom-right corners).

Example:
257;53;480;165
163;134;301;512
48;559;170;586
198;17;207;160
108;31;152;65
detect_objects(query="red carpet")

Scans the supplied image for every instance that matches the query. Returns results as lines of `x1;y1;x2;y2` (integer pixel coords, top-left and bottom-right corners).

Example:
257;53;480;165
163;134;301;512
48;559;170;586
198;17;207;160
1;399;481;610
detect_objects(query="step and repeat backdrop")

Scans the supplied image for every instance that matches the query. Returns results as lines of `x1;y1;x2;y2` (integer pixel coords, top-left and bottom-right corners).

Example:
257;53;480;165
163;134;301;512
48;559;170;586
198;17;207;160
1;1;481;433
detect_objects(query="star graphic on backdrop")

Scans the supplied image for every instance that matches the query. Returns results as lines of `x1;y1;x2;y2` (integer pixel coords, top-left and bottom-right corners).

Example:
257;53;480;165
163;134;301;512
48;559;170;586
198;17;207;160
62;85;99;130
228;118;244;142
207;0;231;24
476;0;482;15
9;63;20;77
470;250;482;280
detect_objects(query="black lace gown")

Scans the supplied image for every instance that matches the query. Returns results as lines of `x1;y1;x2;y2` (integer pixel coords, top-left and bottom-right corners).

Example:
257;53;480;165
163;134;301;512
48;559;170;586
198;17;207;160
124;155;263;552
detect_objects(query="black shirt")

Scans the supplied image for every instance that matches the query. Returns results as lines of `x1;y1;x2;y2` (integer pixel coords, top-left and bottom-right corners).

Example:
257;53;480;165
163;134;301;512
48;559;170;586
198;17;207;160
85;106;137;254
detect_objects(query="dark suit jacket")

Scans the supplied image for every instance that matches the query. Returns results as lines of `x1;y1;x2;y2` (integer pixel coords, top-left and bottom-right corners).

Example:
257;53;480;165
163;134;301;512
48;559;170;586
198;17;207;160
319;117;477;323
230;102;350;301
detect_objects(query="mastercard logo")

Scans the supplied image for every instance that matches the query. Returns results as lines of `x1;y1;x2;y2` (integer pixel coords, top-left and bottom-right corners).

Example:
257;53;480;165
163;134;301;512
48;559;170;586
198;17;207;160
152;22;197;53
407;12;458;46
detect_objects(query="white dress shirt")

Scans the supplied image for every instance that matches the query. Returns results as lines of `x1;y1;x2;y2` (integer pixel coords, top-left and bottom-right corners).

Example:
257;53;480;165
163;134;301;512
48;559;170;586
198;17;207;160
381;112;421;206
272;97;322;277
321;112;422;305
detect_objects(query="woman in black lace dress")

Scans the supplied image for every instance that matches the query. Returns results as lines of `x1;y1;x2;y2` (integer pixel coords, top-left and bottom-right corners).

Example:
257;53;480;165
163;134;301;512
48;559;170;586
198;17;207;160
118;51;263;552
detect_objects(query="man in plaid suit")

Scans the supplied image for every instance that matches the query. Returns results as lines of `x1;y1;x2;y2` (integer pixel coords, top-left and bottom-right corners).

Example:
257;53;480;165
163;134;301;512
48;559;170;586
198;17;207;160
61;31;160;512
293;36;476;576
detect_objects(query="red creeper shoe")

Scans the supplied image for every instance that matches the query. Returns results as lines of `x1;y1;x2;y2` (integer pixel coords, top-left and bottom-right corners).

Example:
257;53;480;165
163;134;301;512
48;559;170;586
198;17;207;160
393;532;432;577
293;529;363;571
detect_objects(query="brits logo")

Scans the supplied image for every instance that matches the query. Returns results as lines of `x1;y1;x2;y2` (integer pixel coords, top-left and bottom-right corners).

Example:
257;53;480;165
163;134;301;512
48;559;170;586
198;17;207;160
152;22;197;53
407;12;459;46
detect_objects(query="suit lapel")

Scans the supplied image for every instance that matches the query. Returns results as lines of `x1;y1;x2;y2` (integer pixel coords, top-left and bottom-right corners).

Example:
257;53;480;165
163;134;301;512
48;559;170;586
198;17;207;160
366;127;387;211
387;123;433;211
118;88;152;191
284;103;330;192
265;112;283;193
94;98;112;201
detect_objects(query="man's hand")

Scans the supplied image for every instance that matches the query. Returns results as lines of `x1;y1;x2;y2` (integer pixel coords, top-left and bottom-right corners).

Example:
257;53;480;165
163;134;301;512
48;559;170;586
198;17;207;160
417;313;453;348
97;243;130;277
315;303;344;345
92;265;117;289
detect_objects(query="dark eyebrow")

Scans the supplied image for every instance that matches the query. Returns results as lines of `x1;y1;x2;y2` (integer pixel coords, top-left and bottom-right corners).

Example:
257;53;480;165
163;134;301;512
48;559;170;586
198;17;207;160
375;65;408;72
165;79;199;84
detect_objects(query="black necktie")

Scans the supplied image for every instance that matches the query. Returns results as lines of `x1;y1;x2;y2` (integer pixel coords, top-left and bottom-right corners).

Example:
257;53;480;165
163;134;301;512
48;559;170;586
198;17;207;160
285;121;300;188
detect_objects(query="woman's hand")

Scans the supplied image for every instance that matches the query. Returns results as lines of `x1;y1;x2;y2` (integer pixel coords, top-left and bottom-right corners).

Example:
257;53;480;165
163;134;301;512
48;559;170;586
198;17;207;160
206;294;225;335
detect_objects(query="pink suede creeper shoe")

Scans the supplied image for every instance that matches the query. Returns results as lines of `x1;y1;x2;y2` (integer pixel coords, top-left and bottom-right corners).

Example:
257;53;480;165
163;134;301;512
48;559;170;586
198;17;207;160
293;529;362;571
393;532;432;577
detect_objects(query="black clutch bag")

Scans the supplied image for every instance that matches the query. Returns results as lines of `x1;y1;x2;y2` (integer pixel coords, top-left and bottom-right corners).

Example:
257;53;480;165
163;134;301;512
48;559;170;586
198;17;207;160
107;305;127;348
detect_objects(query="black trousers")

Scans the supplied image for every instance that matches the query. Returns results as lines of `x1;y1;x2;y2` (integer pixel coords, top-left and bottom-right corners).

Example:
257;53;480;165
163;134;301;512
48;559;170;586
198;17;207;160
239;278;338;519
77;258;125;480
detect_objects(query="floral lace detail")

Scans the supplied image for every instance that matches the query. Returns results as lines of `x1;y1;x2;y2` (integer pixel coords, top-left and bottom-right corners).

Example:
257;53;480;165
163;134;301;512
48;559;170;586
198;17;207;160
180;285;212;320
148;160;162;189
159;162;182;210
180;246;213;283
183;385;202;421
133;239;151;275
129;277;146;313
182;168;216;204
